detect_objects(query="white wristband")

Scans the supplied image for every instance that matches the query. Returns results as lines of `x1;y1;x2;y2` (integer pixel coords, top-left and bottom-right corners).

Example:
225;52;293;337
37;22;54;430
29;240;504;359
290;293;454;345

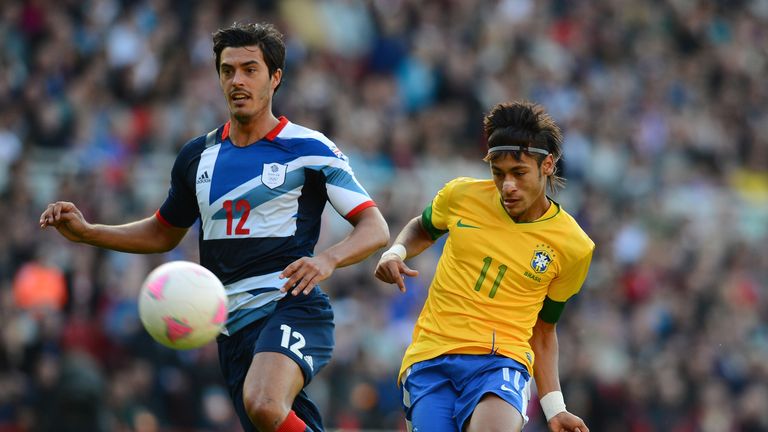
382;244;407;260
540;391;566;421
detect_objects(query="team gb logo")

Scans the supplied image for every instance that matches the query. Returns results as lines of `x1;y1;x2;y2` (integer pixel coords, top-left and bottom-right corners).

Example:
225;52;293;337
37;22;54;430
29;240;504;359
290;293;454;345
531;245;555;273
262;163;287;189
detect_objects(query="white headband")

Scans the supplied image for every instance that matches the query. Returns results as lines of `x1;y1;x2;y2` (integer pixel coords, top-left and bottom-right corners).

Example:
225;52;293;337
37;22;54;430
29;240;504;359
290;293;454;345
487;145;550;156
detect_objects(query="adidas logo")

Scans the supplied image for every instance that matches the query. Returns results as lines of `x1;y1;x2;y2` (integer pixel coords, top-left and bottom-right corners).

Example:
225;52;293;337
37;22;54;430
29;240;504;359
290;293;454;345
196;171;211;184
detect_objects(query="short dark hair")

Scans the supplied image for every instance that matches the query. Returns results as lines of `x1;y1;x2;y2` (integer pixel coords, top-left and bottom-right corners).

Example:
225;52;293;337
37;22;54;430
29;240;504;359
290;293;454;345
212;22;286;92
483;100;565;192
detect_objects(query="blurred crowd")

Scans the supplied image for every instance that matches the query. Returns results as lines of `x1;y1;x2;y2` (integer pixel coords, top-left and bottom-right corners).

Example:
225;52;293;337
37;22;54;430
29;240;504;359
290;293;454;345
1;0;768;431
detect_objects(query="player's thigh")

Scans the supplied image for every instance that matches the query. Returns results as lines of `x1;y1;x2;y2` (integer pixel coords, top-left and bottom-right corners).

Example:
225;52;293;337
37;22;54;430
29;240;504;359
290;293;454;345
465;394;523;432
455;356;530;431
405;384;458;432
401;359;461;432
244;351;305;405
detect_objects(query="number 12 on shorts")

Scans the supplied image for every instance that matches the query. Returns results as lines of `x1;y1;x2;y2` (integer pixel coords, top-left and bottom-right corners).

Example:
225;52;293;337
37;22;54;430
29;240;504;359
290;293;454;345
280;324;305;357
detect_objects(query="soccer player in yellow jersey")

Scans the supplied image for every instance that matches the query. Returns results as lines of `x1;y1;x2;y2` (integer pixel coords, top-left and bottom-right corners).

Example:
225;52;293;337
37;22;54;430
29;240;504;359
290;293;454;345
375;101;594;432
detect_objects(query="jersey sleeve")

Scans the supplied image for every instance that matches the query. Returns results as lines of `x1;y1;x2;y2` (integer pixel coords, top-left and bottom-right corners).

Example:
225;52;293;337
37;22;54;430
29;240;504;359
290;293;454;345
539;248;594;323
322;159;376;219
421;179;463;240
157;140;202;228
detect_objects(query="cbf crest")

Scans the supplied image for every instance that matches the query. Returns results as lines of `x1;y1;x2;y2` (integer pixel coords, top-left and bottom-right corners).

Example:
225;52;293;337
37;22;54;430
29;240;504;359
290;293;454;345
262;163;287;189
531;244;555;273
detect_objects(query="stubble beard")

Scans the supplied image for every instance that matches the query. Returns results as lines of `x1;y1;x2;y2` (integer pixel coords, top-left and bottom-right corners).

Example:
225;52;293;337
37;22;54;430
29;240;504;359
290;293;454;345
232;111;253;124
231;93;270;125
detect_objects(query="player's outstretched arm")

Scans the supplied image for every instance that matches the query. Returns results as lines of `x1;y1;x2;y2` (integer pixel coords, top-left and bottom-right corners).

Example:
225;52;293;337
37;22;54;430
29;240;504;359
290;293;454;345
281;206;389;295
40;201;188;254
374;216;434;292
530;317;589;432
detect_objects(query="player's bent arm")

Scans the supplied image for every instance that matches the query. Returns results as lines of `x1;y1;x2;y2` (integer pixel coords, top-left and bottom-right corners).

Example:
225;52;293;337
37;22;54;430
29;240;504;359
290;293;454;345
320;206;390;268
530;317;589;431
280;207;388;295
374;216;433;291
388;216;436;259
83;216;189;253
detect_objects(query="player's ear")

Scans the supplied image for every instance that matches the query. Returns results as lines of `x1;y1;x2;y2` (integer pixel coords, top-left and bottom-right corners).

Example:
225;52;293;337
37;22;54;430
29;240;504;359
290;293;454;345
271;69;283;91
542;154;556;176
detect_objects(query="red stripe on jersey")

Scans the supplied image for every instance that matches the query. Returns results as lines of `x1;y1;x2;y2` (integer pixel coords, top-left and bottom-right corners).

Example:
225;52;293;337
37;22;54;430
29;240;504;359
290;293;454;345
345;201;376;219
154;210;175;228
222;121;231;140
265;116;289;141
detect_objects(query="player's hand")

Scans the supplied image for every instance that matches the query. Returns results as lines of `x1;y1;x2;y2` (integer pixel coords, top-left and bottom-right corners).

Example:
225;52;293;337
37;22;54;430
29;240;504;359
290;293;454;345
548;411;589;432
39;201;91;242
279;254;335;296
374;253;418;293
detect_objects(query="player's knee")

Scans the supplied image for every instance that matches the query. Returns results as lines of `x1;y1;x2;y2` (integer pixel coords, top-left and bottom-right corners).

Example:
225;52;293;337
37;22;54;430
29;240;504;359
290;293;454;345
243;394;290;428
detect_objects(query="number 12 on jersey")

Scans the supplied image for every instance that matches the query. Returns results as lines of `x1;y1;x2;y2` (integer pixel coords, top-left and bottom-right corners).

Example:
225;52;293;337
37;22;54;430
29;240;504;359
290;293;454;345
474;256;507;299
223;199;251;235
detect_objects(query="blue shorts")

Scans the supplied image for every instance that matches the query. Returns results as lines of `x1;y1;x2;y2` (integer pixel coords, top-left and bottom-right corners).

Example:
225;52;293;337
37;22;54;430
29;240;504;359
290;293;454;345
400;354;531;432
217;287;334;432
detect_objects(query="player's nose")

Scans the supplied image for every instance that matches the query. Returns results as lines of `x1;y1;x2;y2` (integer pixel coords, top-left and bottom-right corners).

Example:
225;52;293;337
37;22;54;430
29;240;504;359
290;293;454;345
502;178;518;192
231;69;246;86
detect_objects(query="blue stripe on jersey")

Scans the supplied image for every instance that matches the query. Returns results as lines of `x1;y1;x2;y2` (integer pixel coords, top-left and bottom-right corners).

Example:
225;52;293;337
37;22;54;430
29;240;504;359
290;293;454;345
210;138;340;204
312;165;366;194
209;169;305;220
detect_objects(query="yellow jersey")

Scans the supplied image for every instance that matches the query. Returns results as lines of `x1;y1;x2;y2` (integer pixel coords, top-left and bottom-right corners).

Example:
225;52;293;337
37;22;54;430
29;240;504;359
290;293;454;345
399;177;594;381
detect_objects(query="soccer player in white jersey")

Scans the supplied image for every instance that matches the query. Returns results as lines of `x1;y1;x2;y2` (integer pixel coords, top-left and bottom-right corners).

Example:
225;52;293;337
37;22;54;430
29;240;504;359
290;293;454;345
40;22;389;432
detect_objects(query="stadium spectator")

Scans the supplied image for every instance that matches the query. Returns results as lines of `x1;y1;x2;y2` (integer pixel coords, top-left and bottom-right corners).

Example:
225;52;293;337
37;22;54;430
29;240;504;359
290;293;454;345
0;1;766;430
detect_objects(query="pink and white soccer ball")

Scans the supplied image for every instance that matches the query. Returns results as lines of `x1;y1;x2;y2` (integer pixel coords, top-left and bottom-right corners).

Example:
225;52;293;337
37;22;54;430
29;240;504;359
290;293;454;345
138;261;228;349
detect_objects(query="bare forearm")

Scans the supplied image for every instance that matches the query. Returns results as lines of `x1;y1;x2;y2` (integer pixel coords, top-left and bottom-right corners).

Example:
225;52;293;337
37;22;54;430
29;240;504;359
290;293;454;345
391;216;435;258
531;317;589;429
530;318;561;395
321;207;389;268
83;217;187;254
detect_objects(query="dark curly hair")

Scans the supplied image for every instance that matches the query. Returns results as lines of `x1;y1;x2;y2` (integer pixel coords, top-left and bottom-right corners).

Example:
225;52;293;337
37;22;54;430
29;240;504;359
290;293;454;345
212;22;286;93
483;100;565;193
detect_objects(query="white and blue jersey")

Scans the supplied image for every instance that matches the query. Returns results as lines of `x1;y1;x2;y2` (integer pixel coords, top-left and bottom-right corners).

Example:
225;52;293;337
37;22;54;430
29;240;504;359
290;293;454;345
156;117;376;335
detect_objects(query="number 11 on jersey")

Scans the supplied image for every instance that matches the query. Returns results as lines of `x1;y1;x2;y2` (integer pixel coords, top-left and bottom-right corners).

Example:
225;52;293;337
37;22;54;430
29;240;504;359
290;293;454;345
474;256;507;299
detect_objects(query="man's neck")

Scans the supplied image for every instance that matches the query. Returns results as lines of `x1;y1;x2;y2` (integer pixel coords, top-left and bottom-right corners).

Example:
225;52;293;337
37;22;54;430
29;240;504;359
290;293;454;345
229;113;280;147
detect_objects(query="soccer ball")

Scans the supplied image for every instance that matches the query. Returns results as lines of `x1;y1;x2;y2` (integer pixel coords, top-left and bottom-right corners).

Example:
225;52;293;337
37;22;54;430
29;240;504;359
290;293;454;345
138;261;228;349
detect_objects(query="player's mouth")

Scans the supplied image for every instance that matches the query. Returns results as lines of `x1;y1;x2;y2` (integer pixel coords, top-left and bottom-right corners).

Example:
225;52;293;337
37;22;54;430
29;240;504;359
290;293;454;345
230;92;250;104
503;198;521;208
